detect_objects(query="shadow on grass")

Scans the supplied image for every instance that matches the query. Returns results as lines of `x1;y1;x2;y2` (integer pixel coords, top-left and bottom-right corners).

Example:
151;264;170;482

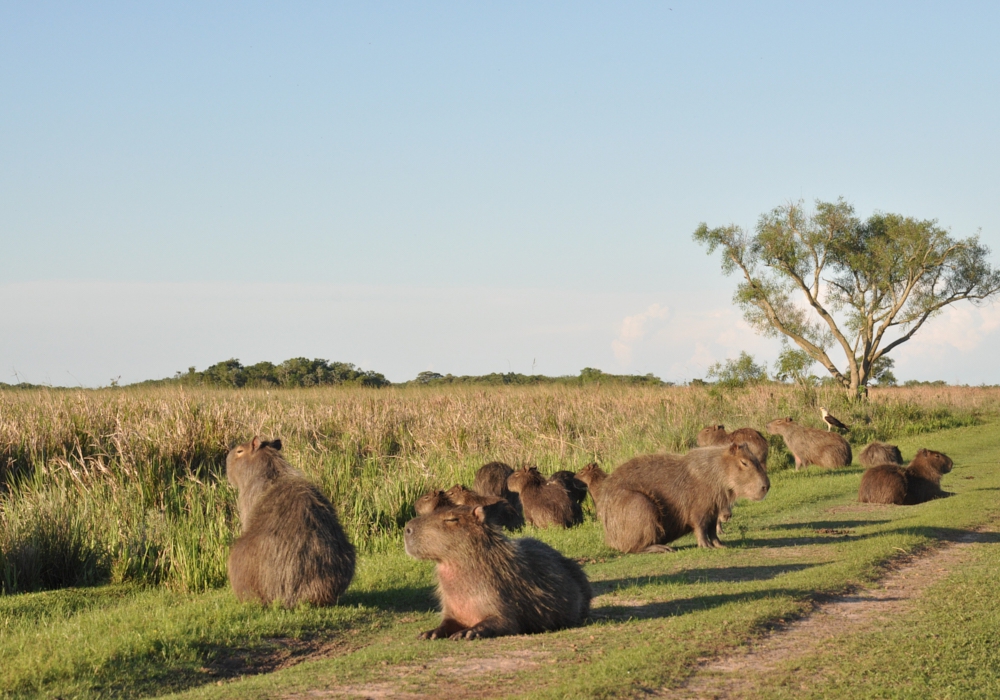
341;584;436;613
591;587;807;621
767;519;892;530
593;563;817;594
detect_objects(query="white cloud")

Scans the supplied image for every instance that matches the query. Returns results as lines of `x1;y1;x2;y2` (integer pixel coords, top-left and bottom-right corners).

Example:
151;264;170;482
612;303;669;366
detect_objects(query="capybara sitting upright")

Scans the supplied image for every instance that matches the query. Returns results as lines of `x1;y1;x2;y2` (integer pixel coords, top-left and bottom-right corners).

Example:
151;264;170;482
226;437;355;607
507;466;582;528
859;441;903;468
575;463;608;507
445;484;524;530
473;461;519;508
696;425;770;465
766;417;851;469
596;444;770;553
904;448;953;504
857;448;953;505
404;505;592;640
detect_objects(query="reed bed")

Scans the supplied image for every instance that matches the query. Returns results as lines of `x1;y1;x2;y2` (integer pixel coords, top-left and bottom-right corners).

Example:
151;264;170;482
1;383;997;595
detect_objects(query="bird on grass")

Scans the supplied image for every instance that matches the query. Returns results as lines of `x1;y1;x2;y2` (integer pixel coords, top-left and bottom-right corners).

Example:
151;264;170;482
820;407;849;432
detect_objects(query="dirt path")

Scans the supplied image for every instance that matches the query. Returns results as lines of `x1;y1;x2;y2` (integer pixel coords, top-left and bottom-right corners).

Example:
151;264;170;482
674;528;994;699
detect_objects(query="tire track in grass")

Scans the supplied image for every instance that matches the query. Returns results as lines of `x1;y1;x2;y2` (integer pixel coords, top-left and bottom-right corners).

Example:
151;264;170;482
674;527;996;699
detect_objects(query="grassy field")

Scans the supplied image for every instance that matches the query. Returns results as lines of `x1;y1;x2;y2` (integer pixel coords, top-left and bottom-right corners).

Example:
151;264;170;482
1;385;999;698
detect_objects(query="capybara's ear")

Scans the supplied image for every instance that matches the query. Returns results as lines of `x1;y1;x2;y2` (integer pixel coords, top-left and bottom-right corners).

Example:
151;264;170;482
269;438;283;451
251;436;262;451
786;416;793;421
717;425;725;430
728;443;739;455
473;506;488;523
917;448;927;456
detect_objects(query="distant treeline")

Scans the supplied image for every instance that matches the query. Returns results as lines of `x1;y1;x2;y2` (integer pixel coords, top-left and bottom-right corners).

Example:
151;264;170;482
135;361;669;389
141;358;392;389
405;367;670;387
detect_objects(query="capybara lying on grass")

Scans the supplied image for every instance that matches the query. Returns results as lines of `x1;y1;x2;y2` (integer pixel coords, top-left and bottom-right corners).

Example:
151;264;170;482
506;466;582;528
404;505;592;639
547;470;589;506
859;441;903;468
858;448;953;505
696;425;770;465
226;437;355;607
766;417;851;469
415;489;454;515
593;444;769;553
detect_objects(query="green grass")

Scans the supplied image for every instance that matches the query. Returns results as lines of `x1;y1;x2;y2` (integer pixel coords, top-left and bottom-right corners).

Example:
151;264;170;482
2;421;999;698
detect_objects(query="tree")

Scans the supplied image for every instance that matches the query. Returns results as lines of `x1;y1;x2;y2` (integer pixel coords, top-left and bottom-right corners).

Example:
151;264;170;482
773;344;816;386
694;199;1000;395
706;352;768;388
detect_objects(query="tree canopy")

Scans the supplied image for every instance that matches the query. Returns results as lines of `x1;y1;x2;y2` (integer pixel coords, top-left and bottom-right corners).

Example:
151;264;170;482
694;199;1000;394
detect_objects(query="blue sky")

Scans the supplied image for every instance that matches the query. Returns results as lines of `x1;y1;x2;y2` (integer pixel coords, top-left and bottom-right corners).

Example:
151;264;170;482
3;2;999;385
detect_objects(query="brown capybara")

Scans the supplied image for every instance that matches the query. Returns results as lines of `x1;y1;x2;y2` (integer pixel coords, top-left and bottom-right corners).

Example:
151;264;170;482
547;470;589;506
595;444;770;553
696;425;770;465
226;437;355;607
506;466;582;528
859;442;903;468
473;461;520;511
857;448;953;505
415;489;455;516
575;463;608;507
444;484;524;530
904;448;953;504
404;505;592;640
766;417;851;469
858;463;908;505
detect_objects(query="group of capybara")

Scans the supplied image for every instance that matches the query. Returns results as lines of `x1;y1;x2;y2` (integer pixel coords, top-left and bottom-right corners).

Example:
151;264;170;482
223;413;954;641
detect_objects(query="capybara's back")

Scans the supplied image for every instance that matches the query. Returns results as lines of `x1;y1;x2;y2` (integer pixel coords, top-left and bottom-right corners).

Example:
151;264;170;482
697;425;770;465
507;467;580;528
859;442;903;468
904;448;953;504
766;417;851;469
227;437;355;607
858;464;907;505
404;505;591;639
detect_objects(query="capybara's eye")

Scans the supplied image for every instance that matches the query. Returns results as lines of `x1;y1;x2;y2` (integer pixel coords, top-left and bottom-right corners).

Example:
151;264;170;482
444;517;459;523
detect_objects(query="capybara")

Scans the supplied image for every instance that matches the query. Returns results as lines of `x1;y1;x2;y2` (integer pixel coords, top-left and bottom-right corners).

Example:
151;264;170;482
595;444;770;553
857;448;953;505
226;437;355;607
473;461;519;510
444;484;524;530
696;425;770;465
575;463;608;507
766;417;851;469
415;489;455;516
859;442;903;468
404;505;592;639
858;463;908;505
547;470;589;506
506;466;582;528
904;448;953;504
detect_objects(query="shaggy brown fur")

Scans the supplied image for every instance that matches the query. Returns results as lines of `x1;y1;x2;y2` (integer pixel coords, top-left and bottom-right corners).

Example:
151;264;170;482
594;444;770;553
696;425;770;465
859;442;903;468
473;461;521;514
506;467;582;528
226;437;355;607
444;484;524;530
404;506;592;639
415;489;455;516
547;470;589;506
858;463;908;505
904;448;953;504
857;448;953;505
766;417;851;469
